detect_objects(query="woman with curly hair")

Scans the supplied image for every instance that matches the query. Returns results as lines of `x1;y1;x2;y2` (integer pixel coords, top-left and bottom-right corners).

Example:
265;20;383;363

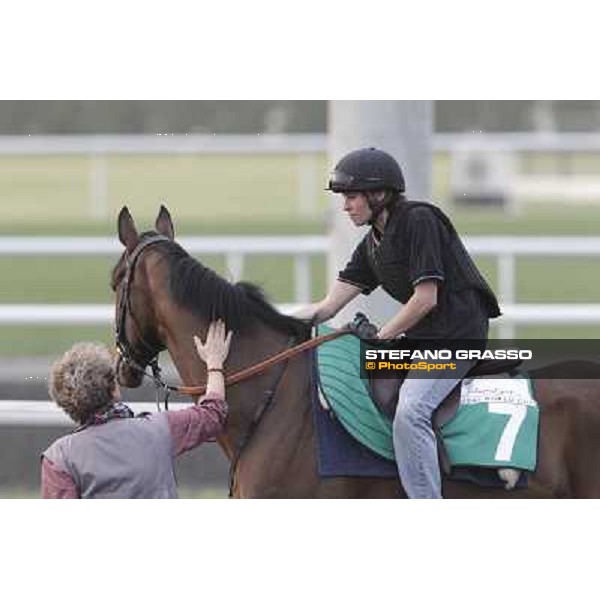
42;320;232;499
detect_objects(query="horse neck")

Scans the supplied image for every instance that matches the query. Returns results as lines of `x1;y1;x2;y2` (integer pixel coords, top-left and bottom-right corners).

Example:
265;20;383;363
223;322;316;496
162;311;301;458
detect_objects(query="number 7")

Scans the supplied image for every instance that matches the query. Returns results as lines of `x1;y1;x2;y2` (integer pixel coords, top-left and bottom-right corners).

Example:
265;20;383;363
488;403;527;461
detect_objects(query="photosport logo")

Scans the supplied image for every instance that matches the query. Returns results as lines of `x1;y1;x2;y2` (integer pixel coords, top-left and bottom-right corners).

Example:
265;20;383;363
359;339;600;379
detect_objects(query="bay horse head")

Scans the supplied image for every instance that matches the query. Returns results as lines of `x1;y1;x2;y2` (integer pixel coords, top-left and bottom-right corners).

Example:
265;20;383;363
111;205;175;388
111;204;309;392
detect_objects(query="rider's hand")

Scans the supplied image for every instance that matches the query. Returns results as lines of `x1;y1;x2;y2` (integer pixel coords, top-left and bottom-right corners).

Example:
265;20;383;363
194;320;233;370
347;312;379;340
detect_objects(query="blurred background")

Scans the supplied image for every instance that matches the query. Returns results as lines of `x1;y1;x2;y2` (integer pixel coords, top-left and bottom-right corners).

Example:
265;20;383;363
2;99;600;497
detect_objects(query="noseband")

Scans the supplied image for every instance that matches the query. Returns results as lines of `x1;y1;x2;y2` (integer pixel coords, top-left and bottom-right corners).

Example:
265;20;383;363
115;234;174;408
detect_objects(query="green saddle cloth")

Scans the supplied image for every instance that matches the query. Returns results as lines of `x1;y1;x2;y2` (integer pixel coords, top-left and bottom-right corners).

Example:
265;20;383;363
316;325;539;471
316;325;394;460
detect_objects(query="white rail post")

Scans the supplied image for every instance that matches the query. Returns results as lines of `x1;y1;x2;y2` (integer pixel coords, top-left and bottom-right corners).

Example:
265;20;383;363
294;254;311;304
498;252;516;338
226;252;244;282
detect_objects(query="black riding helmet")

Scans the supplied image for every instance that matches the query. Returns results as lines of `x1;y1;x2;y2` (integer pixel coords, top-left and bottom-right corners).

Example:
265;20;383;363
327;147;405;194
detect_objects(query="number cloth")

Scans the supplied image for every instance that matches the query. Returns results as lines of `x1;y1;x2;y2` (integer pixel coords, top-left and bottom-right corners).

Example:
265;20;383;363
441;376;539;471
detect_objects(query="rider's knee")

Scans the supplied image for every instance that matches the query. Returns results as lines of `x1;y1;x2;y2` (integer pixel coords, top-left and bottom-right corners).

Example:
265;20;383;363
394;395;431;428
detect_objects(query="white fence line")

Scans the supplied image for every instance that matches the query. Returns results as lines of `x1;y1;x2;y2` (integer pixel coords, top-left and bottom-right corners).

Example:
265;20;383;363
1;235;600;336
4;133;600;155
0;303;302;325
0;134;328;155
2;303;600;327
5;234;600;255
0;235;328;255
0;400;190;426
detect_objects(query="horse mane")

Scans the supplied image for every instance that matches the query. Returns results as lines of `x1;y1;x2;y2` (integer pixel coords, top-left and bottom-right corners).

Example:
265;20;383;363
140;234;310;339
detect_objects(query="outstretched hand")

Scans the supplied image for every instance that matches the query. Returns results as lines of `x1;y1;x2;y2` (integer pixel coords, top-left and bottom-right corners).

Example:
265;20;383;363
194;320;233;370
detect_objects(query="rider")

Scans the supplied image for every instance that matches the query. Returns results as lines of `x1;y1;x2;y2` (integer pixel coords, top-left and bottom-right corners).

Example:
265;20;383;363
42;320;232;499
296;147;501;498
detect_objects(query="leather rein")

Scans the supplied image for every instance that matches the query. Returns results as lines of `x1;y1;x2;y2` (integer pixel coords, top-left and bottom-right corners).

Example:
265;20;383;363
175;327;348;396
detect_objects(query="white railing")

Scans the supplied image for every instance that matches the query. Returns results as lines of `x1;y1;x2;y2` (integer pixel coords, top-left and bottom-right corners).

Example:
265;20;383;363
0;303;302;324
4;132;600;155
0;134;327;155
2;302;600;330
0;400;190;426
1;235;600;337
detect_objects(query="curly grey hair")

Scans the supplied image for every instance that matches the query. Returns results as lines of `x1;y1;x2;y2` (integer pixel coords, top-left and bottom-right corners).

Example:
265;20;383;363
49;342;117;425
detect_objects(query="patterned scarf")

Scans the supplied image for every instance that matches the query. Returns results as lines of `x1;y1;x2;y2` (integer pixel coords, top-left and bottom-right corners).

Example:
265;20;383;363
87;402;135;426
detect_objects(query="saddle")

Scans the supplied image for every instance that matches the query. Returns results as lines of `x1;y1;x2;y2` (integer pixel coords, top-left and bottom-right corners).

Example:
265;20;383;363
369;357;523;428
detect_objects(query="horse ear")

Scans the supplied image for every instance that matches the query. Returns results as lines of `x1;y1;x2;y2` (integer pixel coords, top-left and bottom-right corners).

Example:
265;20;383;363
118;206;139;252
155;204;175;240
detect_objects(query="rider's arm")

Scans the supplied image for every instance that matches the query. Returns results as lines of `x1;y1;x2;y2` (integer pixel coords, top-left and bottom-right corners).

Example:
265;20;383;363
377;280;438;339
294;279;362;324
296;236;376;324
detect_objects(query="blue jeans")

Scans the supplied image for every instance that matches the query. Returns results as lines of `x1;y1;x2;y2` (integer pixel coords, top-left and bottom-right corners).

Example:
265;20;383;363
393;357;476;498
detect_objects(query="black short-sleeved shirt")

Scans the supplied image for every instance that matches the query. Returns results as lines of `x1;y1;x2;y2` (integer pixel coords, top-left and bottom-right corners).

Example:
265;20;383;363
338;200;500;339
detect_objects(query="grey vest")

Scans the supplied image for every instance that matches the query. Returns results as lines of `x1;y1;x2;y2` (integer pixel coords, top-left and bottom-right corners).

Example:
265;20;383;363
43;413;178;499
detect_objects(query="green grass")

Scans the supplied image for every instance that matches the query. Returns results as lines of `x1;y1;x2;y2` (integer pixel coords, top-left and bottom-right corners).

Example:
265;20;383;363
4;152;600;234
0;218;328;237
1;325;114;356
450;203;600;236
0;153;331;230
0;487;41;499
0;253;328;356
0;254;326;305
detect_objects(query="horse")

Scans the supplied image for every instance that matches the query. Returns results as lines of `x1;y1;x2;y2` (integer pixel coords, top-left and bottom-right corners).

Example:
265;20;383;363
111;205;600;498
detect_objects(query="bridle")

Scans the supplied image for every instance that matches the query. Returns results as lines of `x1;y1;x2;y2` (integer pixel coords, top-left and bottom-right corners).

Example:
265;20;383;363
114;234;176;409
